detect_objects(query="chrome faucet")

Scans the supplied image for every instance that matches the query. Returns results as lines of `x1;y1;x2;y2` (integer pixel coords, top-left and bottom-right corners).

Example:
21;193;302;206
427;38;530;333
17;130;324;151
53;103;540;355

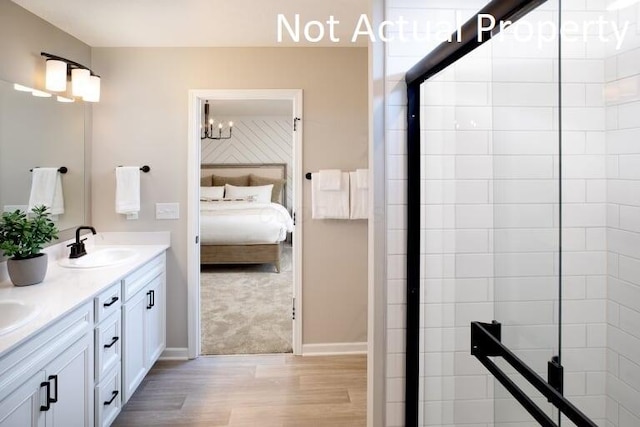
67;226;97;258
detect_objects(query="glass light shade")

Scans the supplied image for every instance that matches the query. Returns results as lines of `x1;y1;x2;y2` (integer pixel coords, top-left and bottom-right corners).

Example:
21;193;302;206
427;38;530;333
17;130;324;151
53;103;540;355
31;89;52;98
71;68;90;97
45;60;67;92
83;75;101;103
56;96;74;103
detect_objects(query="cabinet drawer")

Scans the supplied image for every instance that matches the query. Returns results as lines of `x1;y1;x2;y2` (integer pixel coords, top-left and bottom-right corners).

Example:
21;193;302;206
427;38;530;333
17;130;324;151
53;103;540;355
95;311;121;383
95;282;121;324
122;253;165;301
95;363;121;427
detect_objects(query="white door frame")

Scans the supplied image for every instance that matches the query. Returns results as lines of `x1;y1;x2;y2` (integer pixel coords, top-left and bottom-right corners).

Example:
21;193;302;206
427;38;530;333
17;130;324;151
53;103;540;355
187;88;303;359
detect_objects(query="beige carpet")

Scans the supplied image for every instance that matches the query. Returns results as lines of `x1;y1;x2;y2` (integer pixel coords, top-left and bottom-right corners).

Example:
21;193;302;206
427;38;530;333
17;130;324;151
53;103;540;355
200;246;293;355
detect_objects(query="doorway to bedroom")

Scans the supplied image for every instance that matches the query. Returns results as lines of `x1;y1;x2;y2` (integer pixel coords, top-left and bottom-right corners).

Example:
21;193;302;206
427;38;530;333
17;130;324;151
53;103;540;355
187;89;303;358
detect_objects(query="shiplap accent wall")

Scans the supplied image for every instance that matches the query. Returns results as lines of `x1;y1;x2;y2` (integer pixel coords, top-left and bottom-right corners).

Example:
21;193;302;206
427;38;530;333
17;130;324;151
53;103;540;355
201;116;293;210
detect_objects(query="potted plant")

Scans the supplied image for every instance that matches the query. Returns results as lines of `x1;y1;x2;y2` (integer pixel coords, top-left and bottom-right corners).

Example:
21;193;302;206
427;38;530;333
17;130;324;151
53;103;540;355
0;205;58;286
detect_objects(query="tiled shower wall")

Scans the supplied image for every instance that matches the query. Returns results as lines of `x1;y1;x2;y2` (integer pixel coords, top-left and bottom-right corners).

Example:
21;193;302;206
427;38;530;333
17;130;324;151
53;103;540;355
384;0;613;425
605;3;640;426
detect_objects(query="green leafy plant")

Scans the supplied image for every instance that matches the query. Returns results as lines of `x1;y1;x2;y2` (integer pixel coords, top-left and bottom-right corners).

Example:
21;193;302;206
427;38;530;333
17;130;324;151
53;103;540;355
0;205;58;259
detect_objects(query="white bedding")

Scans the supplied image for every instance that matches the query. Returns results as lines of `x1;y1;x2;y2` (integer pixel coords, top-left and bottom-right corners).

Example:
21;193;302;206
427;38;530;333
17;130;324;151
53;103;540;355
200;201;294;245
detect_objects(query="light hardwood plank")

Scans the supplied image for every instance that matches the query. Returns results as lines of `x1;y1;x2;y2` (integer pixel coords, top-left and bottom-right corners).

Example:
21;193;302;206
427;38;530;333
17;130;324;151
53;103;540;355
113;354;366;426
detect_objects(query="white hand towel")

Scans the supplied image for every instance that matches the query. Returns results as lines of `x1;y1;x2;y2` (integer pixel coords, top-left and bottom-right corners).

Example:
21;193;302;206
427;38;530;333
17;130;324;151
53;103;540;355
349;171;368;220
28;168;64;215
312;172;349;219
115;167;140;214
318;169;343;190
356;168;369;189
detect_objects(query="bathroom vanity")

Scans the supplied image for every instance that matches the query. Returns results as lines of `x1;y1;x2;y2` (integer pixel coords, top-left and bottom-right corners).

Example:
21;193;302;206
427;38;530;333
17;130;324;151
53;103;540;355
0;237;169;427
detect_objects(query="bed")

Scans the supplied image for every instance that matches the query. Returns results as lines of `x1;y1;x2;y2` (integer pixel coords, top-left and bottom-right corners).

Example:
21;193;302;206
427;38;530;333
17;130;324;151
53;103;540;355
199;163;293;272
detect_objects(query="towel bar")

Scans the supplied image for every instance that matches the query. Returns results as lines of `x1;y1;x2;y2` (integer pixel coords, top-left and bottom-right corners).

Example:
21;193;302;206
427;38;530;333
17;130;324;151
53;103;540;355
116;165;151;173
30;167;68;174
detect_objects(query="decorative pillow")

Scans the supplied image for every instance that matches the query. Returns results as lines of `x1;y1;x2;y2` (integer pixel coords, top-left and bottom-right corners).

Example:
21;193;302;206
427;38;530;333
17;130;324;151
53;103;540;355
224;184;273;203
212;174;249;187
200;186;225;200
249;174;286;204
200;175;212;186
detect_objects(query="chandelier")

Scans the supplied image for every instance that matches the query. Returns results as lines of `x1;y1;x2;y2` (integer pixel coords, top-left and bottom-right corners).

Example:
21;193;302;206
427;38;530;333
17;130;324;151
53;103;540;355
201;101;233;140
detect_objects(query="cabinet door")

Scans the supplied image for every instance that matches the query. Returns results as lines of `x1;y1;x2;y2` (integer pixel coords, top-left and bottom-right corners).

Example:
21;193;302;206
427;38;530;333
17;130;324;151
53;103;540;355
122;288;147;404
0;371;46;427
44;334;93;427
145;274;165;366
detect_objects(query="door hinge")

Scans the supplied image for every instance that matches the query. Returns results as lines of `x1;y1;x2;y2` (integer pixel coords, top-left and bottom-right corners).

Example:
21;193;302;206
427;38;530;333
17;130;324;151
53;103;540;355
293;117;301;131
292;297;296;320
293;211;296;226
195;235;199;244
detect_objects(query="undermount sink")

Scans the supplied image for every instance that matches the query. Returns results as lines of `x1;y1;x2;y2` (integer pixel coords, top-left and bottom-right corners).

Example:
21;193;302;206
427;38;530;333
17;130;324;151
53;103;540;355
0;301;40;336
58;248;138;269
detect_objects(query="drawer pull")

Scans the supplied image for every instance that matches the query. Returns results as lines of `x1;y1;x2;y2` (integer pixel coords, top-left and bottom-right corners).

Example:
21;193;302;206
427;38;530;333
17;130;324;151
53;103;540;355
146;290;155;309
40;381;51;411
104;336;120;349
103;296;119;307
103;390;119;406
48;375;58;403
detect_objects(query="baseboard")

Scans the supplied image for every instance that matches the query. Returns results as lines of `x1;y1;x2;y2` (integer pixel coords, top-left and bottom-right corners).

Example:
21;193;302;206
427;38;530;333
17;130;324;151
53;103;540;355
301;342;368;356
160;347;189;360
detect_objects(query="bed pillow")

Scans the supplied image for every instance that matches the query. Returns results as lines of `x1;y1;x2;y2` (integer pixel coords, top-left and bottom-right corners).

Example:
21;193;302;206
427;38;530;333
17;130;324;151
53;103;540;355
225;184;273;203
200;186;225;200
212;174;250;187
200;175;213;186
249;174;286;204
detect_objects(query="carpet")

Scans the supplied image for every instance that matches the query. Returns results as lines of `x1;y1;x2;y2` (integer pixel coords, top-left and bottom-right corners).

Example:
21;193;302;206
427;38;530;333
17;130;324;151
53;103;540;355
200;246;293;355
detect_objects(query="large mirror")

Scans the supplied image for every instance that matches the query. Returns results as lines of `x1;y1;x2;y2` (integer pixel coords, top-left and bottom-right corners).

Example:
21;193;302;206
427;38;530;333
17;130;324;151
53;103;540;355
0;78;85;232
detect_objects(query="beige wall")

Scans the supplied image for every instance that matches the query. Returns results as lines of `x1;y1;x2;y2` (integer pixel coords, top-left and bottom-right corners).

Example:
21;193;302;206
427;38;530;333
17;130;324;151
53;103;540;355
0;0;92;243
90;47;369;349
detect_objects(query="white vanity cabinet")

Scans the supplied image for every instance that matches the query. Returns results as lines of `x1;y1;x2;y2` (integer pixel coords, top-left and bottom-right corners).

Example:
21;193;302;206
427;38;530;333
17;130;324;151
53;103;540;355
121;253;166;404
0;303;94;427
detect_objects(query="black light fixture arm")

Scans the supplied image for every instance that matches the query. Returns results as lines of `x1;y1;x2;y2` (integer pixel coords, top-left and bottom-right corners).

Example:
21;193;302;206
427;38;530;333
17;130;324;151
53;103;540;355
40;52;100;78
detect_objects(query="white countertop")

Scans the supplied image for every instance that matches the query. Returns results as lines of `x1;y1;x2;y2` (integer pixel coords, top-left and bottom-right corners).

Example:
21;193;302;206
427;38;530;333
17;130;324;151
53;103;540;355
0;242;169;358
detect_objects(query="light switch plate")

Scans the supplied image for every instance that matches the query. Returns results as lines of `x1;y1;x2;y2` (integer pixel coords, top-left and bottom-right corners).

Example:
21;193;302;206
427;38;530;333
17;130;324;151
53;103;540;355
156;203;179;220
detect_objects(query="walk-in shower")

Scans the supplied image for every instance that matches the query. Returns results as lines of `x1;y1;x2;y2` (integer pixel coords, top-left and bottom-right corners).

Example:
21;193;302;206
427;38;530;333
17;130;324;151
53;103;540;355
404;0;635;425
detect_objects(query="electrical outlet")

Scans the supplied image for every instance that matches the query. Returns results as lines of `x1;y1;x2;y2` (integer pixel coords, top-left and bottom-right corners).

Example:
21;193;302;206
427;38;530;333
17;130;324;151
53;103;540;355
156;203;179;220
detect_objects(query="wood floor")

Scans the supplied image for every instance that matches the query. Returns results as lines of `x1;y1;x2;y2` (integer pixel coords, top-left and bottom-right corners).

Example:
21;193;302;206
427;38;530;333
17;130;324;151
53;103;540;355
113;354;366;426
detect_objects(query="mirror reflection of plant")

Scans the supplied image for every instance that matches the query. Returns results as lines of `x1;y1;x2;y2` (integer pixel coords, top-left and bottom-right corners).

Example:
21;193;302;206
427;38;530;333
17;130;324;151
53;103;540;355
0;205;58;259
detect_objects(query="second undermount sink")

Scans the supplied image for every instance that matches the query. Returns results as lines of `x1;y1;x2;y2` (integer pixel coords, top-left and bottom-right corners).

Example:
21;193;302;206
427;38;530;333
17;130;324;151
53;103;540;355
59;248;138;269
0;301;40;336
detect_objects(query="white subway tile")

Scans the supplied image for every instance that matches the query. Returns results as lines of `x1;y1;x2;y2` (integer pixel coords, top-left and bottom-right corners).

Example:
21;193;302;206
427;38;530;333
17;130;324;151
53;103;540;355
494;229;557;252
494;252;556;277
620;404;640;427
563;203;607;227
586;227;608;250
494;155;554;179
494;204;555;228
620;306;640;340
493;106;555;131
588;324;608;347
563;155;607;178
563;300;607;323
562;251;607;275
455;253;493;278
493;131;558;155
455;204;493;229
494;180;558;203
586;179;607;202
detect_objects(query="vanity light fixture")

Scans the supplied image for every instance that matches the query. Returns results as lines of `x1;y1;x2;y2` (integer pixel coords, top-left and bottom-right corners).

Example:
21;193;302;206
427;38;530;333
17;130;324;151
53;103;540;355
201;101;233;140
31;89;52;98
41;52;100;102
56;96;74;103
